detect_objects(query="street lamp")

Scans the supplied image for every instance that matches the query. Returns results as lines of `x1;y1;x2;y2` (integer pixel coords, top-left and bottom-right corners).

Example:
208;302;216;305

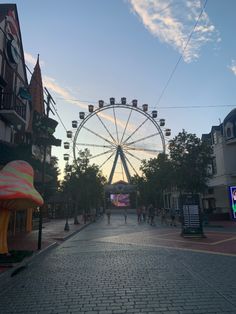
64;168;71;231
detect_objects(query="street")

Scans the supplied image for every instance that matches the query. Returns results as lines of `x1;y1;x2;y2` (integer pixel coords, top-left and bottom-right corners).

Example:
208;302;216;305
0;214;236;314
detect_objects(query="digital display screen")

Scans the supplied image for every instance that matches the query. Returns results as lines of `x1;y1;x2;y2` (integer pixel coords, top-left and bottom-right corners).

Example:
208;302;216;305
110;194;130;207
229;186;236;220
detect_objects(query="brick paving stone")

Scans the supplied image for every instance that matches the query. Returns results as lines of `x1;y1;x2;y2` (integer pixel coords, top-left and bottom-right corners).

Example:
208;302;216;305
0;214;236;314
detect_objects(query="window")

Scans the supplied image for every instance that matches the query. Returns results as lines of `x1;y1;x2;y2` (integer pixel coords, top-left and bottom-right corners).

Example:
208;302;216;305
225;122;234;140
212;157;217;175
227;127;232;138
213;132;217;144
208;188;214;194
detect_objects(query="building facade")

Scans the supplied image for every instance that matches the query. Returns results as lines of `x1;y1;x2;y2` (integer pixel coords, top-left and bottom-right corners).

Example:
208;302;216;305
0;4;31;161
0;4;61;237
202;108;236;219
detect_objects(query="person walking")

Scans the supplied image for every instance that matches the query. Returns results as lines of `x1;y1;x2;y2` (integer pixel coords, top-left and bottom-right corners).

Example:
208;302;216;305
142;205;147;222
106;208;111;224
124;208;128;223
148;204;155;226
170;207;177;226
137;206;142;223
161;207;168;225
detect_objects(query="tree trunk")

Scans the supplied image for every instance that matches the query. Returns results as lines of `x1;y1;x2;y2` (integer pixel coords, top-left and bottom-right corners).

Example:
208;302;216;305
0;209;11;254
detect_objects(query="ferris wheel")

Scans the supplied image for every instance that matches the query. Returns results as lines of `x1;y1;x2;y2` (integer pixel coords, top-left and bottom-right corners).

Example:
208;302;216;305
63;97;171;184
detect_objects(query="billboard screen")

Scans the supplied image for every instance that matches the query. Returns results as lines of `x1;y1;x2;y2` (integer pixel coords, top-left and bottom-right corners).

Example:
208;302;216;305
110;194;130;207
229;186;236;220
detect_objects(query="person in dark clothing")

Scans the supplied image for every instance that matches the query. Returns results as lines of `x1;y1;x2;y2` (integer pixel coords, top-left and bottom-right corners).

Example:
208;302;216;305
137;207;142;223
170;207;177;226
148;204;155;225
106;209;111;224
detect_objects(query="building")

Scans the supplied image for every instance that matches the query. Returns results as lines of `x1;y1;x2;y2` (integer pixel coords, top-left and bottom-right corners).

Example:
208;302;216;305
0;4;61;237
162;109;236;221
0;4;31;163
202;108;236;220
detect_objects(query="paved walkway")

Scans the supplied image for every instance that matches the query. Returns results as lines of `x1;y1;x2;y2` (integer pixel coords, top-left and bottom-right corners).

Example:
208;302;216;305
0;216;90;274
0;213;235;313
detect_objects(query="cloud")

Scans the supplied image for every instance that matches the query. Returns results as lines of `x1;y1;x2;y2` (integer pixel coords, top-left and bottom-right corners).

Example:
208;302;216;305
128;0;220;62
43;76;73;100
24;52;45;66
42;76;136;131
229;60;236;75
25;53;137;132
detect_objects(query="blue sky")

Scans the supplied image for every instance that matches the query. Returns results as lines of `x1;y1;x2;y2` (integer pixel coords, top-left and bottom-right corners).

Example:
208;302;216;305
6;0;236;181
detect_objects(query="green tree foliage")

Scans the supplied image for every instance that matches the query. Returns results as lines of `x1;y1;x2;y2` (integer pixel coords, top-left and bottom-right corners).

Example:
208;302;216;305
139;153;173;207
131;175;147;206
136;131;212;206
168;130;212;193
62;149;106;217
44;156;61;200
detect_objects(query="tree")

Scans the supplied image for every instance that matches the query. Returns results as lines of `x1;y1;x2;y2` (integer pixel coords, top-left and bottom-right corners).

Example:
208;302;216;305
44;156;61;200
140;153;173;207
168;130;212;194
61;149;106;223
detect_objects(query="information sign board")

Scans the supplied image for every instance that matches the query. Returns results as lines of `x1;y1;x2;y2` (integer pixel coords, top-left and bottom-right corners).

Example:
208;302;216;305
180;194;205;237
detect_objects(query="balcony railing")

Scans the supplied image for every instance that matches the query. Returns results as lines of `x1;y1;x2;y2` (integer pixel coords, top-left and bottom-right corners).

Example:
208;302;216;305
0;92;26;121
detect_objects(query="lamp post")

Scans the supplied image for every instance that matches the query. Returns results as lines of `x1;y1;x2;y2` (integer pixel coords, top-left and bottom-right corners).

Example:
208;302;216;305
64;167;71;231
64;201;70;231
37;92;51;250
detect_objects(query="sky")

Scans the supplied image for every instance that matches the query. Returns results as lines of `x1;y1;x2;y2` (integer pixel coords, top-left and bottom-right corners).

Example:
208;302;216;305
5;0;236;182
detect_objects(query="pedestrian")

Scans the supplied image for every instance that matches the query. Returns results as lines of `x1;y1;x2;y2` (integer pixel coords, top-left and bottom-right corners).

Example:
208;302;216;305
142;205;147;222
123;208;128;223
170;207;177;226
137;206;142;223
106;208;111;224
148;204;155;226
161;208;168;225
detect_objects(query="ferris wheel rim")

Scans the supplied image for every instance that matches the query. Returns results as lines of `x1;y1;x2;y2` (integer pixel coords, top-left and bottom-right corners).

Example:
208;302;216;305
72;103;166;179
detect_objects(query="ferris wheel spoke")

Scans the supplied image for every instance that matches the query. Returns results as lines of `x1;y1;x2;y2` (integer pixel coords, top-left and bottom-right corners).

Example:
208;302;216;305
119;161;125;181
125;147;162;154
124;154;139;177
124;132;160;146
99;151;116;169
83;126;116;147
122;149;143;162
113;107;119;143
120;108;133;144
123;117;149;144
90;148;115;160
75;143;113;149
95;112;117;144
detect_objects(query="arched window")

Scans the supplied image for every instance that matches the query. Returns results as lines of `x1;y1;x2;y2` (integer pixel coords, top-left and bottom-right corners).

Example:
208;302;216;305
227;127;232;138
225;122;234;140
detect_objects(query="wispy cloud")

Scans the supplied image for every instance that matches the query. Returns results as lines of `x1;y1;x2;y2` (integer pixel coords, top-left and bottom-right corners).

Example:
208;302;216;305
25;53;136;131
24;52;45;66
229;60;236;75
43;77;136;131
128;0;220;62
43;76;73;100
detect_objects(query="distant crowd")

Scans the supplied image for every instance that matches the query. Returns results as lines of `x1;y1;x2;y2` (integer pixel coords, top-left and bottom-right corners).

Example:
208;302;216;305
105;205;178;226
136;204;177;227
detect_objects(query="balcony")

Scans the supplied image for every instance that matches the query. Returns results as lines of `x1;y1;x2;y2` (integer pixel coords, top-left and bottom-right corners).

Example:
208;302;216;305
0;92;26;127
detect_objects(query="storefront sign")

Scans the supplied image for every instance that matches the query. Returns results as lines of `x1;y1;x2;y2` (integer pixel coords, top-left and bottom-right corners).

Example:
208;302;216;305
229;186;236;220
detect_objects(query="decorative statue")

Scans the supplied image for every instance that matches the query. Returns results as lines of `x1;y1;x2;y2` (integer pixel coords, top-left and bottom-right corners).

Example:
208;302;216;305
0;160;43;254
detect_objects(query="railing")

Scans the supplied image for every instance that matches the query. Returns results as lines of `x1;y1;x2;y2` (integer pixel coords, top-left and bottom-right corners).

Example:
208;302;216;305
0;92;26;120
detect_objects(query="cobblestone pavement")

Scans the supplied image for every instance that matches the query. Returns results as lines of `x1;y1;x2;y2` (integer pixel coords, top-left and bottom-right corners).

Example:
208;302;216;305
0;214;236;314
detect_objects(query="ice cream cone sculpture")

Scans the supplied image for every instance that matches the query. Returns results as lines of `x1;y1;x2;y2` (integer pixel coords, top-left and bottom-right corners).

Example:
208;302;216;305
0;160;43;254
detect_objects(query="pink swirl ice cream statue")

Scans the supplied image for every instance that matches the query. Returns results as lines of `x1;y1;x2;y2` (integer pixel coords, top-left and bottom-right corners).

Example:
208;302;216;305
0;160;43;254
